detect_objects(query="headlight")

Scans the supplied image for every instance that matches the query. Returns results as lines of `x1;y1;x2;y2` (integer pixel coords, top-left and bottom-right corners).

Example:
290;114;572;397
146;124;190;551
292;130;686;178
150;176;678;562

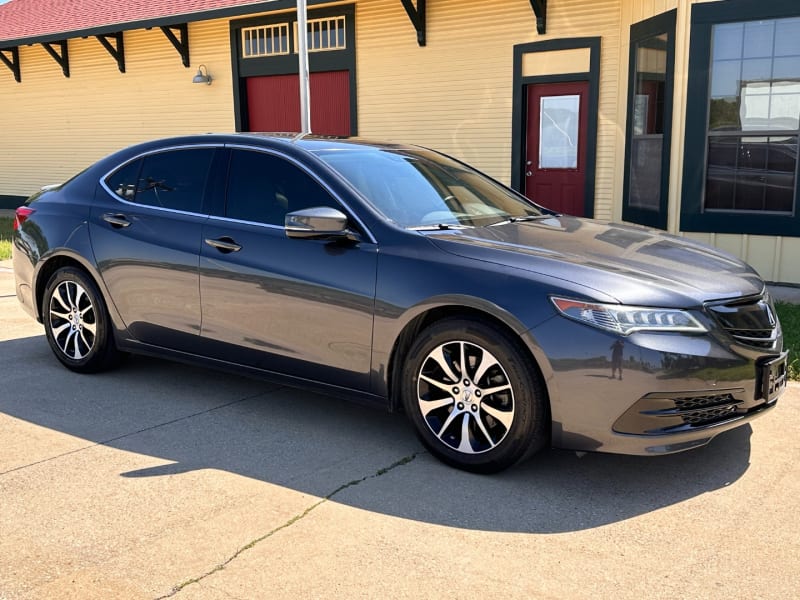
550;297;707;335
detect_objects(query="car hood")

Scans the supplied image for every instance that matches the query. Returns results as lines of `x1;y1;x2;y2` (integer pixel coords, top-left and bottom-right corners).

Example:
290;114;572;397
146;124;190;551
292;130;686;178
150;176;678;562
423;215;764;307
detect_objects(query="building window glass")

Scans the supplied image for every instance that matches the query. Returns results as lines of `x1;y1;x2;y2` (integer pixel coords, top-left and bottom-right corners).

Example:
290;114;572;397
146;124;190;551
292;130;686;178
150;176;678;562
623;11;676;230
297;16;347;53
705;18;800;214
681;2;800;237
242;24;291;58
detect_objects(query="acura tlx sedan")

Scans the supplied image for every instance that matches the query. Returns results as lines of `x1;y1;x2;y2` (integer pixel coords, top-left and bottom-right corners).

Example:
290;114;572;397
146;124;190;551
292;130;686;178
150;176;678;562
12;134;788;473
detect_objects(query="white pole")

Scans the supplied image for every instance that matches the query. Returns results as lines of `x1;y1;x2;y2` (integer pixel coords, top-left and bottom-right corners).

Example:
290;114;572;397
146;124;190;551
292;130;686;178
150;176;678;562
297;0;311;134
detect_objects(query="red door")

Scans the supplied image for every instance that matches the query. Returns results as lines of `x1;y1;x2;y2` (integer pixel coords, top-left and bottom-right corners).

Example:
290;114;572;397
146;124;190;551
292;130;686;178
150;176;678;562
525;81;589;216
246;70;351;135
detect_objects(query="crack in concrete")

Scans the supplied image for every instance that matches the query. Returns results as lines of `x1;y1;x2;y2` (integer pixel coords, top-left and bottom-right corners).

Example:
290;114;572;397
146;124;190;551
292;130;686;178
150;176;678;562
0;389;279;477
156;452;421;599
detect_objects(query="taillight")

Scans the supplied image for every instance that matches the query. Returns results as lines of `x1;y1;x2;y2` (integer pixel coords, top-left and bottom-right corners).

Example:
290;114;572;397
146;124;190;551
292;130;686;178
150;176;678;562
13;206;35;231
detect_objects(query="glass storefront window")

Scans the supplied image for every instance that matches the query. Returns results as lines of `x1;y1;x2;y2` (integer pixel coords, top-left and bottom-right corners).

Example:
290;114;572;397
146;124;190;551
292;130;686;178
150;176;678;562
622;11;676;230
704;17;800;214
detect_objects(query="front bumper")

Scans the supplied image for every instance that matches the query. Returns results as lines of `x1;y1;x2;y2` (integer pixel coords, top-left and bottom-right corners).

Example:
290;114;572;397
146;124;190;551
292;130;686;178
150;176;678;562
532;316;785;456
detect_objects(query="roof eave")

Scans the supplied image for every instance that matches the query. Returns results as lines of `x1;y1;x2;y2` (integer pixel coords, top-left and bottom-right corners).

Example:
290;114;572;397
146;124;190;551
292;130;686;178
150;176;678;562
0;0;332;48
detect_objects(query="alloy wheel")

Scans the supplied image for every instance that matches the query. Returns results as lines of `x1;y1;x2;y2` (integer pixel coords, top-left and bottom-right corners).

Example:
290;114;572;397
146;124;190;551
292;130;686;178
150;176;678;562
48;280;97;360
417;340;515;454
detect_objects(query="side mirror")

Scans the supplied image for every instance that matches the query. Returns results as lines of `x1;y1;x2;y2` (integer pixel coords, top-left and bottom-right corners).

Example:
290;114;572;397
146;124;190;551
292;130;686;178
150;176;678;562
285;206;359;241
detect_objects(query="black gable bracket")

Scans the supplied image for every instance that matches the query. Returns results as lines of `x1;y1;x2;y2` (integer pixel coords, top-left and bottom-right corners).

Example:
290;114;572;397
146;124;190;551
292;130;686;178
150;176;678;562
0;47;21;82
95;32;125;73
41;40;70;77
160;24;190;67
529;0;547;35
400;0;426;47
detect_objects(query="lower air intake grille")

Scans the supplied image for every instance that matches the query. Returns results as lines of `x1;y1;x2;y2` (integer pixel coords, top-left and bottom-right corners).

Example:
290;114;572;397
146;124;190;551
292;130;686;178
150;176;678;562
673;393;736;411
679;404;738;426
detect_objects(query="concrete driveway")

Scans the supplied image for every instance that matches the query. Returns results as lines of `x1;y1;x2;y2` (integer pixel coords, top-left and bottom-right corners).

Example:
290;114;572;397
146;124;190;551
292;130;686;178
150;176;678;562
1;261;798;599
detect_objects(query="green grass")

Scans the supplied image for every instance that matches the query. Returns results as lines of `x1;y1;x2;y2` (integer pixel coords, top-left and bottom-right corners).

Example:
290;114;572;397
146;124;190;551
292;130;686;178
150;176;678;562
0;217;13;261
776;301;800;381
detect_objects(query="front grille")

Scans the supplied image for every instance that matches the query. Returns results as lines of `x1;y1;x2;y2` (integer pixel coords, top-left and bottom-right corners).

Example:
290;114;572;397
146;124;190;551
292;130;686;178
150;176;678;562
706;295;778;349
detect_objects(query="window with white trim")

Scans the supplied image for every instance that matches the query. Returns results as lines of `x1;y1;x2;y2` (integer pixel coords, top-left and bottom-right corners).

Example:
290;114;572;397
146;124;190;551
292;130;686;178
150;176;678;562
294;16;347;53
242;23;291;58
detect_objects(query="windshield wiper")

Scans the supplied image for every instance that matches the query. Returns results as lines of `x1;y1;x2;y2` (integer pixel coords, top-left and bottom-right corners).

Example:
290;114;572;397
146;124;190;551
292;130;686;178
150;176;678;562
408;223;473;231
487;214;553;227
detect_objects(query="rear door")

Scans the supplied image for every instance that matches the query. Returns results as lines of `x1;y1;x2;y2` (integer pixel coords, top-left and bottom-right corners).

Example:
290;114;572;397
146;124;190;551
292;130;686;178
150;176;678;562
90;147;218;350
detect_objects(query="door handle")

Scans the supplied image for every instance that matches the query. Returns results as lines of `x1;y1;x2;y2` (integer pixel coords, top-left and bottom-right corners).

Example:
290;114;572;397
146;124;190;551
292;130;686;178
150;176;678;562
526;171;533;177
204;237;242;253
102;213;131;228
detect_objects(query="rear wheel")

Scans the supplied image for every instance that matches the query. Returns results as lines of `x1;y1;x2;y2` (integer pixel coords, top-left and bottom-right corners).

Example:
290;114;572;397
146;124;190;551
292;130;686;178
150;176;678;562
402;318;548;473
43;267;121;373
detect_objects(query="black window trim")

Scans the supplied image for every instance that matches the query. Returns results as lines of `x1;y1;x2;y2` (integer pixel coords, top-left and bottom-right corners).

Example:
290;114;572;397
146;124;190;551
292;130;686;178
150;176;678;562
680;0;800;237
621;9;677;231
99;144;221;218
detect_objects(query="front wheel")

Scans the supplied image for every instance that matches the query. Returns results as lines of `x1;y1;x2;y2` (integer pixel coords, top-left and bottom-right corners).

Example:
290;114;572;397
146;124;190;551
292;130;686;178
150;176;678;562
43;267;122;373
402;318;548;473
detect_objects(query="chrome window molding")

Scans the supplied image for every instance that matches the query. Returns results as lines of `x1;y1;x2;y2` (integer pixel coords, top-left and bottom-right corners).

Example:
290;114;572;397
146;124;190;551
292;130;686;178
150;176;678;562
98;143;222;219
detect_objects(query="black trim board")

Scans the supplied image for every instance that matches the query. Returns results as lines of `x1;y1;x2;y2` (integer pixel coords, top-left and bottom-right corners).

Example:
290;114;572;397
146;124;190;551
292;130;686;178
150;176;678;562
621;9;677;231
511;37;601;218
230;5;357;136
0;195;25;210
680;0;800;237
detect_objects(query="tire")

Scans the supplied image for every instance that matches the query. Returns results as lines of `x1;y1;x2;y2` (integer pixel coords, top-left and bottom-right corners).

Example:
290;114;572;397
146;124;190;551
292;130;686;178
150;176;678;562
43;267;122;373
402;318;548;473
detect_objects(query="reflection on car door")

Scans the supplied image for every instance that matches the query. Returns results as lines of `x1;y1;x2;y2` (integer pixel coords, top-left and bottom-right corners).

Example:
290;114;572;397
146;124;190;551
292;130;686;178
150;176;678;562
198;149;378;390
90;147;217;349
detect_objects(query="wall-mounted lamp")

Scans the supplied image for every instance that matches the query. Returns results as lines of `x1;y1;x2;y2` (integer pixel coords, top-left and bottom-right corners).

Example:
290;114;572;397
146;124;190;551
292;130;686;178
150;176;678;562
192;64;212;85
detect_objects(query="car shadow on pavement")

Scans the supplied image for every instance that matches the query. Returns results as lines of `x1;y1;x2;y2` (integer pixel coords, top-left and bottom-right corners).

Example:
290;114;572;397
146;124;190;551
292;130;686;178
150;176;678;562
1;336;752;535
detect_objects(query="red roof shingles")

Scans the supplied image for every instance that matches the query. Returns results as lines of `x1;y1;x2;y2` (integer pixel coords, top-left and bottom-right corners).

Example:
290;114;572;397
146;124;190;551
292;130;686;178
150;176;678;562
0;0;271;45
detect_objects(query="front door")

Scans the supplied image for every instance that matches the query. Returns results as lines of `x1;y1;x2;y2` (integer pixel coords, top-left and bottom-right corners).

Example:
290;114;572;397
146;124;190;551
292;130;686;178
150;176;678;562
198;148;377;390
525;81;589;216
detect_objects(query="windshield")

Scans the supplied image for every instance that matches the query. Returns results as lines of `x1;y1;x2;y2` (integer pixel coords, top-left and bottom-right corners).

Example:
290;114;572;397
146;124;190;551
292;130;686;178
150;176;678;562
313;147;544;228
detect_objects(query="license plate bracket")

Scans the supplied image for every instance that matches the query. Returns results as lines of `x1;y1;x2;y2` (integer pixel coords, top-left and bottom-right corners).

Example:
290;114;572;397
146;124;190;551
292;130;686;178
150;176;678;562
760;352;788;403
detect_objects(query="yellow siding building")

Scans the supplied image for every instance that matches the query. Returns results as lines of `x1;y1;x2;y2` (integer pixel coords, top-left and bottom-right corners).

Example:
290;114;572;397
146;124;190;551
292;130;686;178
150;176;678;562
1;0;799;282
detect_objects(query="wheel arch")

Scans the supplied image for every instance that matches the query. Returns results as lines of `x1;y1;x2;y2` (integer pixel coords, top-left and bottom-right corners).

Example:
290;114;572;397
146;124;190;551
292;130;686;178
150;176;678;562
33;251;120;329
385;302;555;415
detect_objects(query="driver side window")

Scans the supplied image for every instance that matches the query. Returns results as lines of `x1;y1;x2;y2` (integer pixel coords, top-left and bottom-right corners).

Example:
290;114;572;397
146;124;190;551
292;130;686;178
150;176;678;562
226;150;342;226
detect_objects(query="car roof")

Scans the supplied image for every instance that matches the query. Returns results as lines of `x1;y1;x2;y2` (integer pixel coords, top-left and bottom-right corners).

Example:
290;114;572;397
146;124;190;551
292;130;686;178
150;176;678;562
143;132;420;154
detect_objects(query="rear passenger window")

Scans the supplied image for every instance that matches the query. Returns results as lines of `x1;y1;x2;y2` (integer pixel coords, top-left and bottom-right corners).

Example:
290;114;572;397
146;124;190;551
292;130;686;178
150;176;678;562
106;158;142;201
104;149;215;214
226;150;341;225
